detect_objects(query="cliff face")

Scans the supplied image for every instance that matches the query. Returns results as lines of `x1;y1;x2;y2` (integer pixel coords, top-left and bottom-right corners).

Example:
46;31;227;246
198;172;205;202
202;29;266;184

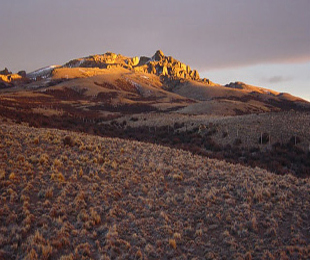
133;50;200;81
0;68;31;89
63;50;202;81
63;52;138;70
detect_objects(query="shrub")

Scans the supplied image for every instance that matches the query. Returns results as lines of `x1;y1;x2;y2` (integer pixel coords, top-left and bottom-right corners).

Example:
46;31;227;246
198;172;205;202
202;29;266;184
169;239;177;249
233;138;242;146
9;172;16;181
39;154;49;165
0;169;5;180
63;136;75;147
174;122;184;129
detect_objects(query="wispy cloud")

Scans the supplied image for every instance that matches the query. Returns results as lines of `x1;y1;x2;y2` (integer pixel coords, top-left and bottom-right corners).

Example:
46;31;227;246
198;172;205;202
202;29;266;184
263;76;293;84
0;0;310;72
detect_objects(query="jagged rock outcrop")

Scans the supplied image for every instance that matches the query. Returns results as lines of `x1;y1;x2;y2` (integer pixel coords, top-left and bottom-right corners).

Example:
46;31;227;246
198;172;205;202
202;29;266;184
130;56;140;66
225;82;246;89
17;70;27;78
0;68;28;86
63;50;202;81
0;73;22;83
0;68;28;82
133;50;200;81
0;68;11;75
64;52;127;69
64;52;141;70
153;50;165;61
138;56;151;66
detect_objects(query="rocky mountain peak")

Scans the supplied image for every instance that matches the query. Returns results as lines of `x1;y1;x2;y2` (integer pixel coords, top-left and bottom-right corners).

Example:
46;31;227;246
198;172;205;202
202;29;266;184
62;50;201;81
134;50;200;81
0;68;12;76
153;50;165;61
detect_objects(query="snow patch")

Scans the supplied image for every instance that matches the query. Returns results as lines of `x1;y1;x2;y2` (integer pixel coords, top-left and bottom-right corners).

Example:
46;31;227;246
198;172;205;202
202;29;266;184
27;65;60;80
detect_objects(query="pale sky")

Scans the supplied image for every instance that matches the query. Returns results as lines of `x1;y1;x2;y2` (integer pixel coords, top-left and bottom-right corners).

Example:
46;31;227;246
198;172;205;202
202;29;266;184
0;0;309;100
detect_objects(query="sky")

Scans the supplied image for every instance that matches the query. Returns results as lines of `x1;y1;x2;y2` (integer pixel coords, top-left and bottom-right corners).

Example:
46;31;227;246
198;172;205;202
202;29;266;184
0;0;309;100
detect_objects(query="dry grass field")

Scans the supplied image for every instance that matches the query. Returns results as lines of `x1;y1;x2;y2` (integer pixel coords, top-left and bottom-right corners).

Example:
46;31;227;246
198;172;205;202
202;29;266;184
103;111;310;177
118;111;310;150
1;122;310;259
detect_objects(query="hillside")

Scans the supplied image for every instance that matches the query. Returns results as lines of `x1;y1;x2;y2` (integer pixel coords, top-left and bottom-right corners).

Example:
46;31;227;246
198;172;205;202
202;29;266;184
0;122;310;259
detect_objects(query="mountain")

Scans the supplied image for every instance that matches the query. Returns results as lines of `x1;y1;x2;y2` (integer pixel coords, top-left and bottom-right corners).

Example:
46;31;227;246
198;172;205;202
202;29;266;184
5;50;305;116
63;50;202;81
0;50;309;131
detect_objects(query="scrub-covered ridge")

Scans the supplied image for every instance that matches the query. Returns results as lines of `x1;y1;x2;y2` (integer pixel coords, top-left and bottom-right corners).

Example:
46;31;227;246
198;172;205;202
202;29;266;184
0;122;309;259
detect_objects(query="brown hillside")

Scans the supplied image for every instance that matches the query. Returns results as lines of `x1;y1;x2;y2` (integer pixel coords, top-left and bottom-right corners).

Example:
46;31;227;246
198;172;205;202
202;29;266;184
0;122;310;259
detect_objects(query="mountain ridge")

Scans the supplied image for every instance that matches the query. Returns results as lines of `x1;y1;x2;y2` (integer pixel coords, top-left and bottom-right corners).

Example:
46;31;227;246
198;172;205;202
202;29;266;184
0;50;309;117
62;50;208;83
3;50;307;103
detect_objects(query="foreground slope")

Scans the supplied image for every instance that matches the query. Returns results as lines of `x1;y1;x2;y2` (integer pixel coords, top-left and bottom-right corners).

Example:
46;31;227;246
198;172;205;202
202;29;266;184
0;123;309;259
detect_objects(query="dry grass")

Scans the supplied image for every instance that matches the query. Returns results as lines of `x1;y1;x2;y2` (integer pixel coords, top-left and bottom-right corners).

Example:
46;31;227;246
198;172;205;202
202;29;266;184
0;122;310;259
114;111;310;151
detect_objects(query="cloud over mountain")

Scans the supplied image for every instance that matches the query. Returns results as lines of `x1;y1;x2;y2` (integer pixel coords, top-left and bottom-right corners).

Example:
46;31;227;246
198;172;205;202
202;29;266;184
264;76;293;84
0;0;309;72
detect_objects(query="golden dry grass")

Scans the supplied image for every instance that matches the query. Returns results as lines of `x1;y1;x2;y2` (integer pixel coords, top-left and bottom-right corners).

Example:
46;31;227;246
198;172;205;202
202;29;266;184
51;66;186;102
0;122;310;259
